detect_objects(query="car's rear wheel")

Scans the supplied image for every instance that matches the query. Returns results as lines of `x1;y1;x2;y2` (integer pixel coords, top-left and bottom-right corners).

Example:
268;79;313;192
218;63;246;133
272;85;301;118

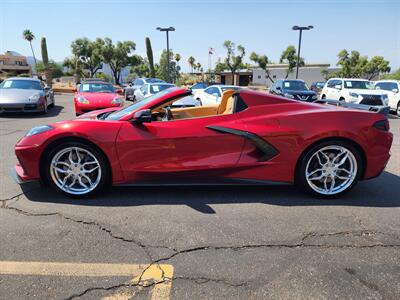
397;102;400;117
44;142;109;197
297;141;361;198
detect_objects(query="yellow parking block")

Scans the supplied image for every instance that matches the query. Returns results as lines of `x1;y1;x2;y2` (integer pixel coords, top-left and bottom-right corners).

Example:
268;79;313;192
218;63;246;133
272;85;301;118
0;261;174;300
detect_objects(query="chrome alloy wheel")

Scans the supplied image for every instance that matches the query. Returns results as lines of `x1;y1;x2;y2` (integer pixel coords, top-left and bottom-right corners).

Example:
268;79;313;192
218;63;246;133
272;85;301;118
50;147;102;195
305;145;357;195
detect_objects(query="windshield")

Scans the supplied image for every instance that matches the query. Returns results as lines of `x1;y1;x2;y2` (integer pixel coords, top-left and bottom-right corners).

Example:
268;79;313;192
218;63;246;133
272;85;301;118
344;80;373;89
221;86;242;92
79;83;115;93
283;81;309;91
192;83;208;89
0;79;42;90
150;84;174;94
105;88;173;120
316;82;325;88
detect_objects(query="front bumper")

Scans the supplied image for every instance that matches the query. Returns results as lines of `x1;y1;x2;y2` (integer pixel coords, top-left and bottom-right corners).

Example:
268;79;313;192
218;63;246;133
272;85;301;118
75;103;123;115
11;165;37;184
0;102;45;113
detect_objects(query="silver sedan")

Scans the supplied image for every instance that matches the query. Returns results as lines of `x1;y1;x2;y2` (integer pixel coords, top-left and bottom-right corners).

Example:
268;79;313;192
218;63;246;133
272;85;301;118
0;77;54;114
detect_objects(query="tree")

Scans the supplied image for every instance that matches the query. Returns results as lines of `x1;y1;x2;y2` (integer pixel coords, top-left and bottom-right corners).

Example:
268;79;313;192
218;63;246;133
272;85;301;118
250;52;274;83
41;37;52;85
63;56;85;81
36;60;64;79
279;45;304;78
188;56;195;74
221;40;246;85
330;50;390;79
71;38;104;77
129;56;151;79
23;29;37;72
157;49;180;82
175;53;181;66
145;37;156;78
101;38;137;84
383;67;400;80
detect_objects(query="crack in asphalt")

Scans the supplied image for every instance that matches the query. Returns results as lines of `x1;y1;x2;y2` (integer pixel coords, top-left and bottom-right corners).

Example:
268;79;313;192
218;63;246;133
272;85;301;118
2;191;400;298
343;268;386;299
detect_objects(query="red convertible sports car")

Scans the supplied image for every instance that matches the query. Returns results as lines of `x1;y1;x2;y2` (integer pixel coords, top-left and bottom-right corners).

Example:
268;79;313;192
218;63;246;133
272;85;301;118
74;80;124;116
13;87;392;198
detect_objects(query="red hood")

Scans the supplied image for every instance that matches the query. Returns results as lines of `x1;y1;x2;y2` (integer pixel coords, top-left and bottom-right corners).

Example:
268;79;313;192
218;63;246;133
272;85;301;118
78;92;118;103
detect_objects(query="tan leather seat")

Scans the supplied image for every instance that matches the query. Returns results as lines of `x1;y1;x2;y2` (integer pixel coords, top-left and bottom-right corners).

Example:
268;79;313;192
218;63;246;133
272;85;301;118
217;90;236;115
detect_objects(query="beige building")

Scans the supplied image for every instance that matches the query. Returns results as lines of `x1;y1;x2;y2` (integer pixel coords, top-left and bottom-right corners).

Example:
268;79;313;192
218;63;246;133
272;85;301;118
0;51;32;78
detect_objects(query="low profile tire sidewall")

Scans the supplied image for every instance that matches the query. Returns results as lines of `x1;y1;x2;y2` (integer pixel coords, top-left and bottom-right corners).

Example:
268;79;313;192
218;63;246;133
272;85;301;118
297;141;362;198
44;142;109;198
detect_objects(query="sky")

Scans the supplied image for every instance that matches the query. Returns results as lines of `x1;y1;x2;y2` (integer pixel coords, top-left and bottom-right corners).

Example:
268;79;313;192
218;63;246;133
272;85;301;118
1;0;399;72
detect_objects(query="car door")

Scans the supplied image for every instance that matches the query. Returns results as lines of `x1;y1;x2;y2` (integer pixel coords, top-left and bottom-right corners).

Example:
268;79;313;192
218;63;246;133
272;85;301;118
116;113;246;183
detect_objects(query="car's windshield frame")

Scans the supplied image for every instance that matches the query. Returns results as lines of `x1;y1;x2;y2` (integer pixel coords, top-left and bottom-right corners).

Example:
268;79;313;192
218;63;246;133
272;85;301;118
0;79;42;90
105;88;184;121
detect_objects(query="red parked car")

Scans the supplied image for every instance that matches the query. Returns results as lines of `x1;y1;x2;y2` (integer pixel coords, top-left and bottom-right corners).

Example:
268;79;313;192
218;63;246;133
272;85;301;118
13;87;392;198
74;80;124;116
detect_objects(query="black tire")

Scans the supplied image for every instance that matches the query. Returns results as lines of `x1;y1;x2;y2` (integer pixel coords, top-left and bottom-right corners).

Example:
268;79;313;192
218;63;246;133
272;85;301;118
397;102;400;117
49;96;55;108
296;140;362;198
44;141;110;198
321;94;326;99
339;97;345;101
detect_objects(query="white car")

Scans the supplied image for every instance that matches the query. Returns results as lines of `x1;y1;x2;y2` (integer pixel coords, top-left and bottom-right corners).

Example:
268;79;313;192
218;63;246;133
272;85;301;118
193;85;243;106
320;78;388;106
134;83;175;101
375;80;400;116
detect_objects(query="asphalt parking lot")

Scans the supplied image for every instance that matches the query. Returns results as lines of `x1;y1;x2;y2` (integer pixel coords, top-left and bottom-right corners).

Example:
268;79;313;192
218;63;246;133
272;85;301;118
1;94;400;300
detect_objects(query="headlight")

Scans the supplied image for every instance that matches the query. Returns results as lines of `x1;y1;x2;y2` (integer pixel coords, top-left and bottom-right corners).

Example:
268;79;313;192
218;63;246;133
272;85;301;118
26;125;54;137
283;93;295;99
112;96;123;104
349;92;359;98
29;94;41;101
77;95;89;104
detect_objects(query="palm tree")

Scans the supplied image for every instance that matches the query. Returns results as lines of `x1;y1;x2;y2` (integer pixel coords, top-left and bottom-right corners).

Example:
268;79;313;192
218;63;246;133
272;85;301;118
23;29;37;73
188;56;195;74
174;53;181;66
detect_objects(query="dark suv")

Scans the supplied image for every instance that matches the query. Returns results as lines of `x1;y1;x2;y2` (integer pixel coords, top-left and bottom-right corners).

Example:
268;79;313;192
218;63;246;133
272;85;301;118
269;79;318;102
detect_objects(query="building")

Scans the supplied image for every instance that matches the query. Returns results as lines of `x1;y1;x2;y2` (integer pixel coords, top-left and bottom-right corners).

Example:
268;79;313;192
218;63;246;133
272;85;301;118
252;63;337;87
0;51;32;78
211;63;337;87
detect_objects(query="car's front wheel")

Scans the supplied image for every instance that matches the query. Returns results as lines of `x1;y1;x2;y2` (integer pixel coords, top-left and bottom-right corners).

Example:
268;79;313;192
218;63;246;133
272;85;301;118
44;142;109;197
396;102;400;117
297;141;361;198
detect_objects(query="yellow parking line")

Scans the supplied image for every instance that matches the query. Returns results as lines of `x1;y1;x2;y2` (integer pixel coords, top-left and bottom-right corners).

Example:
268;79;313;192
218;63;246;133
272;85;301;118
0;261;174;300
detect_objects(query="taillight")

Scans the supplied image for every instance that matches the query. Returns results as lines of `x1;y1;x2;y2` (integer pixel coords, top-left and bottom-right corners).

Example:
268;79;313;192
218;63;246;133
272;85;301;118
373;119;389;131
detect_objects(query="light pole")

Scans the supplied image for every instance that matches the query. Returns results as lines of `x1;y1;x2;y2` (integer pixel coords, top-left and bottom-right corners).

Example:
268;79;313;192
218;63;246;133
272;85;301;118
292;25;313;79
156;26;175;82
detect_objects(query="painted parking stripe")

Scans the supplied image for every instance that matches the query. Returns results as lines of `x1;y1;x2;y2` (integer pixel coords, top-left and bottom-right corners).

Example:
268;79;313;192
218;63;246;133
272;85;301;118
0;261;174;300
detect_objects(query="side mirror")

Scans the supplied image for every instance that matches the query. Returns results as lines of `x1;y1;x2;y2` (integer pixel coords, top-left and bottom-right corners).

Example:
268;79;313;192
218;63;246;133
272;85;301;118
392;88;399;93
73;88;78;93
334;84;342;90
44;86;50;91
276;86;281;90
116;89;123;94
131;109;152;124
129;83;133;86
